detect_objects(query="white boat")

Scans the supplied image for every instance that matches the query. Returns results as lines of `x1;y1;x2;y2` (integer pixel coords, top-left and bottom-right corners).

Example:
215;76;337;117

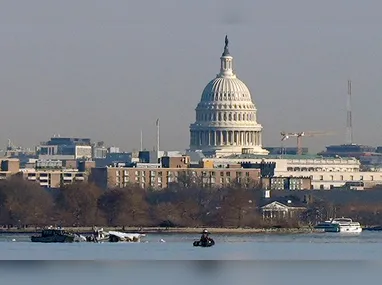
315;217;362;233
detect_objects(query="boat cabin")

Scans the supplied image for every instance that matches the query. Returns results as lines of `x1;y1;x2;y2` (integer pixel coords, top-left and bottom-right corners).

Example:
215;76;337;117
41;229;70;237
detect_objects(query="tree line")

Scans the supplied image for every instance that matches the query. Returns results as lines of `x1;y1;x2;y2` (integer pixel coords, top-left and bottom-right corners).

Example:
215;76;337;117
1;176;382;228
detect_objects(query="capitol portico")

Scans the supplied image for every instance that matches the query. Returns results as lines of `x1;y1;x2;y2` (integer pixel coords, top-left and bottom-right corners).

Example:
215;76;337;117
189;36;269;156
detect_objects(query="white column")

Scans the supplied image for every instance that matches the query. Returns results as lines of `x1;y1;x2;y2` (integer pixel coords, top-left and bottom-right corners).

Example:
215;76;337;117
220;131;223;145
214;131;217;146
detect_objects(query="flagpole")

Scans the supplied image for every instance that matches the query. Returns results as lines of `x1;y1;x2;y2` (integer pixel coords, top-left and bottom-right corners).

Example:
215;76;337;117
156;118;160;162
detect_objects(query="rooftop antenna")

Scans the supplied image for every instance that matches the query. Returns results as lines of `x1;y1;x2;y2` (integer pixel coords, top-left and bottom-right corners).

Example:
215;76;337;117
156;118;160;161
140;130;143;151
346;80;354;145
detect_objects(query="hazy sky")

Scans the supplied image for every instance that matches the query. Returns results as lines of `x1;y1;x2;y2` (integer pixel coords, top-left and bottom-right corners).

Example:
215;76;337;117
1;0;382;153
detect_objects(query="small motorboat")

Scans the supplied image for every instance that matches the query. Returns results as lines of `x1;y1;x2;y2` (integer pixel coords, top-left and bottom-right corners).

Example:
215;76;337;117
193;238;215;247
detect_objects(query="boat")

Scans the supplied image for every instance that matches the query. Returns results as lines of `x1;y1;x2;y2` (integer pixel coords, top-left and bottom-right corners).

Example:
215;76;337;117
315;217;362;233
31;227;76;243
193;238;215;247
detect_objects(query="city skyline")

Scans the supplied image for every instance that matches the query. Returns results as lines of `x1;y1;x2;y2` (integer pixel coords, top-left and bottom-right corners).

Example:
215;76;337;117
1;1;382;153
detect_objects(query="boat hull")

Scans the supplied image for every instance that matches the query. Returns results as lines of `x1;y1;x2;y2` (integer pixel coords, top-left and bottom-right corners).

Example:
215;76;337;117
193;239;215;247
338;226;362;233
31;235;75;243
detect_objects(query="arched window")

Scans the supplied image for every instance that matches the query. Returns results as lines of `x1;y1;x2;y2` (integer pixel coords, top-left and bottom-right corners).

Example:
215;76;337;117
233;113;237;121
223;113;227;121
228;113;232;121
218;113;222;121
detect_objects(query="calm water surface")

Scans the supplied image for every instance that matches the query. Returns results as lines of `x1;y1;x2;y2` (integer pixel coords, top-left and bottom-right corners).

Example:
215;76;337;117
1;231;381;284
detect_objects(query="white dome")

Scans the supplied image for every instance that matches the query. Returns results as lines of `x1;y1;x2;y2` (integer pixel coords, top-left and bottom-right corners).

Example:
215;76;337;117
189;36;268;156
201;77;254;103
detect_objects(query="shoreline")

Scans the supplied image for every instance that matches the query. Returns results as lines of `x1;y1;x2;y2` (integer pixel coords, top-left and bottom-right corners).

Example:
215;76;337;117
0;226;321;235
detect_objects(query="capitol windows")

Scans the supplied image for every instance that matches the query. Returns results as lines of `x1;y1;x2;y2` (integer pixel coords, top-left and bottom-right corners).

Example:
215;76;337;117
223;113;227;121
228;113;232;121
233;114;237;121
213;114;217;121
238;114;242;121
218;113;222;121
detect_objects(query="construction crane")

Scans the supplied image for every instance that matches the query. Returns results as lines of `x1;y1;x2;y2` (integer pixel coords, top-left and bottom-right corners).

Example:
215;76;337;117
280;131;334;155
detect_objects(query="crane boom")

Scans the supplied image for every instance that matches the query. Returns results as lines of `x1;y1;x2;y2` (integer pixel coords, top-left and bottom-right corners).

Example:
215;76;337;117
280;131;334;155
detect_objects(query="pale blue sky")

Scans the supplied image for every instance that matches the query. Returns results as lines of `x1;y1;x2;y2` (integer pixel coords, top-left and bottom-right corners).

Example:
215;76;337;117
1;0;382;153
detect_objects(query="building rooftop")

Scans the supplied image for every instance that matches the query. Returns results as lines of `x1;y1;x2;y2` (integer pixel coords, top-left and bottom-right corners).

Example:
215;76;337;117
217;154;359;161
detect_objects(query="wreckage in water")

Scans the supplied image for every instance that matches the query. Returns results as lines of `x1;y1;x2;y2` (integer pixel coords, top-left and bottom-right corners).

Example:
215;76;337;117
86;228;146;243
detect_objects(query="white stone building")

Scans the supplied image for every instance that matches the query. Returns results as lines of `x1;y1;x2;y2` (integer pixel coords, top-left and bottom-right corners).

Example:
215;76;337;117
205;154;382;189
189;36;269;156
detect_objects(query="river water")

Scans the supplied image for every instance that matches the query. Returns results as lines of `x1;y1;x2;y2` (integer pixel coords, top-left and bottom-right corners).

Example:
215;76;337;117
1;231;381;284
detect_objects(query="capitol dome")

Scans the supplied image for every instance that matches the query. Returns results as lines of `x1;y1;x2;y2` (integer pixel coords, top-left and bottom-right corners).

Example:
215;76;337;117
189;36;268;156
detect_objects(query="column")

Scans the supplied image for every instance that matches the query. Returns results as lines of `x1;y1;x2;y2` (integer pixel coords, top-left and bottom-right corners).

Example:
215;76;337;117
208;131;211;146
214;131;217;146
240;131;244;146
259;132;262;146
220;131;223;145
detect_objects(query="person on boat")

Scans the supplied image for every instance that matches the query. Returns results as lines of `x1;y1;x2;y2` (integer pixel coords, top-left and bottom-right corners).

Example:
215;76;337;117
200;229;212;243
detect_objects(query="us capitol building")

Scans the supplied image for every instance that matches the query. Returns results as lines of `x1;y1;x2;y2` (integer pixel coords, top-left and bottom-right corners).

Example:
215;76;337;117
186;36;382;190
189;36;269;157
